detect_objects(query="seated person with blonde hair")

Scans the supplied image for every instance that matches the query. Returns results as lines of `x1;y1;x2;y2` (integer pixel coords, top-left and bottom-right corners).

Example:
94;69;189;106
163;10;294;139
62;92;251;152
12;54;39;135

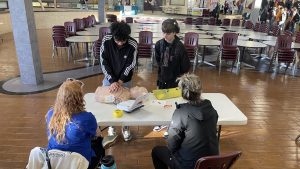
152;73;219;169
46;78;105;169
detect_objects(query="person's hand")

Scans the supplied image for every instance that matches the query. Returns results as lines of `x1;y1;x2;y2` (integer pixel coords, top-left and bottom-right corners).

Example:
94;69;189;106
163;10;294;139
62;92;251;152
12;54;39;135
109;82;120;93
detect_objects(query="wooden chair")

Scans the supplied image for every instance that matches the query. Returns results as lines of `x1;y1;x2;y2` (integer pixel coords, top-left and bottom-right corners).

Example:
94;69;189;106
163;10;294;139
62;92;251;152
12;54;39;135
99;27;110;41
231;19;240;26
137;31;153;70
222;19;231;26
194;151;242;169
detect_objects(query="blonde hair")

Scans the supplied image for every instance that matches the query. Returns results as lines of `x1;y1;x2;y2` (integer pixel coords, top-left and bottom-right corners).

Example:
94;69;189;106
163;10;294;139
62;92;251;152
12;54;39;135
47;80;85;143
177;73;202;104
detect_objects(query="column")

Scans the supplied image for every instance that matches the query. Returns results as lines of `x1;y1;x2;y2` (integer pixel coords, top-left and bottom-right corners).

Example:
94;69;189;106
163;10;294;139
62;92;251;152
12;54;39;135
250;0;262;24
98;0;105;23
8;0;44;85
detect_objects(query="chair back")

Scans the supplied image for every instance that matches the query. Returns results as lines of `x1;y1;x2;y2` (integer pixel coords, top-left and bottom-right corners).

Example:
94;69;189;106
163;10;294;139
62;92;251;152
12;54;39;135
202;9;210;17
222;19;231;26
245;21;253;29
99;27;110;41
185;17;193;25
276;35;293;50
73;18;85;31
52;26;67;37
90;15;97;25
87;16;94;27
52;35;69;47
126;17;133;23
259;23;269;33
253;22;260;31
138;31;153;45
270;25;280;36
194;151;242;169
221;33;238;48
184;32;199;59
208;17;216;25
93;39;102;59
64;22;76;36
83;17;89;28
26;147;89;169
231;19;240;26
194;17;203;25
295;31;300;43
138;31;153;58
284;30;293;37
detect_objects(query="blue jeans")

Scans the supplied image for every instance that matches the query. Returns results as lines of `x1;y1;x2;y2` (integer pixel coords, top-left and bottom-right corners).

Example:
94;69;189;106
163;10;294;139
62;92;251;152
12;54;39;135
102;78;132;88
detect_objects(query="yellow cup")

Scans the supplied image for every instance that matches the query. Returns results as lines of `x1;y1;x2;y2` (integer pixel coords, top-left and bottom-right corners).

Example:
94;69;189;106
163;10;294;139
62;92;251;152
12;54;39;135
113;109;123;118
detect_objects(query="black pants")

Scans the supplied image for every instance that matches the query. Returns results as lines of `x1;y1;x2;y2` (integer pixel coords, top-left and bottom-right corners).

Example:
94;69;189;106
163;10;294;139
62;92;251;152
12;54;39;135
151;146;181;169
88;137;105;169
157;80;178;89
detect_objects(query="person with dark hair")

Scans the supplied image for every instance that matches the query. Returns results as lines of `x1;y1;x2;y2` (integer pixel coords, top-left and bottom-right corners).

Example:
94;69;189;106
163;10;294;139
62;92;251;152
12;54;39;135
155;19;190;89
46;78;105;169
289;7;300;32
152;19;190;132
100;21;137;145
152;73;219;169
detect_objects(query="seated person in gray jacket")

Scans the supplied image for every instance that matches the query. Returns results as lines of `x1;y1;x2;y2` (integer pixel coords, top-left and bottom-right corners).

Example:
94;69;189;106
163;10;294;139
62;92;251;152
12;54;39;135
151;73;219;169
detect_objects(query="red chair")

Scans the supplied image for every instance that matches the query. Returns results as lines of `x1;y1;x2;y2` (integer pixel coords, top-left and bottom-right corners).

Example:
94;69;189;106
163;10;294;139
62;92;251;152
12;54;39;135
259;23;269;33
284;30;293;36
184;32;199;72
52;26;67;37
125;17;133;23
294;31;300;43
90;15;98;25
87;16;94;27
244;20;253;29
218;33;240;73
92;39;102;65
202;9;210;17
73;18;85;31
185;17;193;25
269;25;280;36
137;31;153;70
99;27;110;41
64;22;77;36
52;35;72;61
194;151;242;169
194;17;203;25
253;22;260;32
222;19;231;26
269;35;296;75
208;17;216;25
231;19;240;26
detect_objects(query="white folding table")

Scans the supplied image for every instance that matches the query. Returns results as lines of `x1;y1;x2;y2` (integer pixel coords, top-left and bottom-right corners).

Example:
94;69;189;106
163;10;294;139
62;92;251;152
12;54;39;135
85;93;247;139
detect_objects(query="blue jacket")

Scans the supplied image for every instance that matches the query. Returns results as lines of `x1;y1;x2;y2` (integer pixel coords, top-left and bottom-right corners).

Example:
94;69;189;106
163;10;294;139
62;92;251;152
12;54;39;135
46;109;97;163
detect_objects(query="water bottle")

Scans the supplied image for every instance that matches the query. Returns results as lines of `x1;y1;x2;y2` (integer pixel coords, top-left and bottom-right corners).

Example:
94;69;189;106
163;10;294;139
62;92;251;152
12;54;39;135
100;155;117;169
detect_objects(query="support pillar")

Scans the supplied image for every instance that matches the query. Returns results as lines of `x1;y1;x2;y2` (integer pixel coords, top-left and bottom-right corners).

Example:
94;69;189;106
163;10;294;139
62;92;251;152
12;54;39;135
8;0;44;85
98;0;105;23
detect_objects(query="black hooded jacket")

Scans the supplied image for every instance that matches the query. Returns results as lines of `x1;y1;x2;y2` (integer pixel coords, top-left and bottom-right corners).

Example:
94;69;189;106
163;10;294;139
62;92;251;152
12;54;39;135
155;36;190;88
167;100;219;169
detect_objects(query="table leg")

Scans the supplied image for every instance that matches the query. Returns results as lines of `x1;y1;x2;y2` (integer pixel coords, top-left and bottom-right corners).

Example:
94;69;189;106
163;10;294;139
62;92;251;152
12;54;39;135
75;42;93;62
217;125;222;141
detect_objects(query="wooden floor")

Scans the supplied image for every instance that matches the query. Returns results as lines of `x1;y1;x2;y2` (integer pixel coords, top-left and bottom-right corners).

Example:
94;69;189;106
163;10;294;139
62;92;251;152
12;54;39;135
1;29;300;169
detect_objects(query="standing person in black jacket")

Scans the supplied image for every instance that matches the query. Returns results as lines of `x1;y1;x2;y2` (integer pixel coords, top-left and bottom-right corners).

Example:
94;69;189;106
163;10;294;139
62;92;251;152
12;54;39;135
155;19;190;89
152;73;219;169
100;21;137;146
153;19;190;132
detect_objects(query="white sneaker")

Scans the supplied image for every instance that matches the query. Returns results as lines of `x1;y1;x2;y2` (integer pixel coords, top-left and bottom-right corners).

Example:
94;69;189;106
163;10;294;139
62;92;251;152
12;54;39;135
108;126;116;136
153;125;168;132
122;127;132;141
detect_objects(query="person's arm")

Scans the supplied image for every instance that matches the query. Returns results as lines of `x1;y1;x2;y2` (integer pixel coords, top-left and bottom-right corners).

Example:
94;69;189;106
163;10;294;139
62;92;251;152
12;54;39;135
167;110;185;154
119;39;137;82
100;37;117;84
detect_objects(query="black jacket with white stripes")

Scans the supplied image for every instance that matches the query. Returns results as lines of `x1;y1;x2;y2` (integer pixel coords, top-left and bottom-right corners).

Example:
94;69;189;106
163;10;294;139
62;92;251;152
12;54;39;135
100;35;137;84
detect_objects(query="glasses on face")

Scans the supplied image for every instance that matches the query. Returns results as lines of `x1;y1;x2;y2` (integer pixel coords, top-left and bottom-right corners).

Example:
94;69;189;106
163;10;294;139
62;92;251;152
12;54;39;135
66;78;84;88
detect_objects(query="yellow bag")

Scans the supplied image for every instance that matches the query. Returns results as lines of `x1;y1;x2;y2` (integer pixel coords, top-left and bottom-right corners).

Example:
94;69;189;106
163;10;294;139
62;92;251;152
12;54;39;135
153;87;182;100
